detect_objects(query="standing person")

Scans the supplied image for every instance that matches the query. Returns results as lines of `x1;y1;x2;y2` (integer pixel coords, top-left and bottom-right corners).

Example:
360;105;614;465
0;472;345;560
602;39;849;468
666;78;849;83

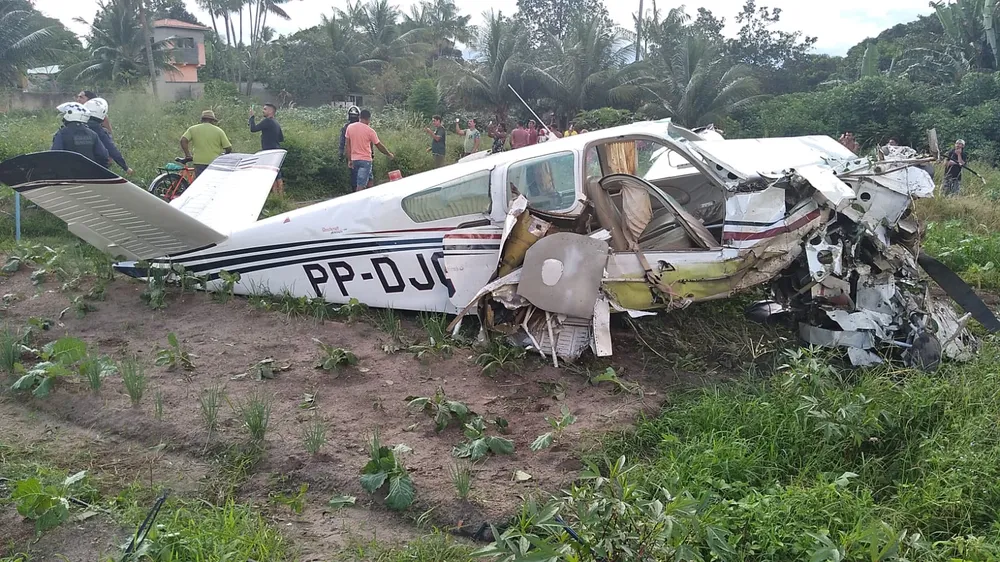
488;121;508;153
537;127;550;144
76;90;112;135
547;122;562;139
52;102;109;165
249;103;286;195
82;98;132;175
344;109;394;191
526;119;539;146
423;115;447;168
510;121;528;149
455;118;481;158
564;122;578;137
180;110;233;178
339;105;362;187
943;139;966;197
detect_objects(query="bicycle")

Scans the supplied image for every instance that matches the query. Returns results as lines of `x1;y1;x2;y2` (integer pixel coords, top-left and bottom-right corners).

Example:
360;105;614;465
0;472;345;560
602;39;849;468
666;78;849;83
148;157;195;201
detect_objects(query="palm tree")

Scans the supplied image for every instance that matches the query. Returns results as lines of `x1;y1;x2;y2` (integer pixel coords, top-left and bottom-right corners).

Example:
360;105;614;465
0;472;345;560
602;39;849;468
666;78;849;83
445;10;527;123
69;0;174;86
640;34;760;127
400;0;470;60
929;0;998;70
0;0;52;87
343;0;429;67
320;13;367;92
527;14;639;119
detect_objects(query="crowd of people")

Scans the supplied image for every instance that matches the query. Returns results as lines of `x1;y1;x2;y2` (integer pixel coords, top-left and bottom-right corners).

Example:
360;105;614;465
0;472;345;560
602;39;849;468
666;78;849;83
46;97;970;198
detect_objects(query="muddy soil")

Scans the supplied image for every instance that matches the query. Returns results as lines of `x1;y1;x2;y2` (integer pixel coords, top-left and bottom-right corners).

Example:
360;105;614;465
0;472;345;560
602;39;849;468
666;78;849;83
0;268;699;558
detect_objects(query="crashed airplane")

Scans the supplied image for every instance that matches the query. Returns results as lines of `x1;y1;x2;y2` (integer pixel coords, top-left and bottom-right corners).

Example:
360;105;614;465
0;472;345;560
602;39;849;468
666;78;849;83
1;120;996;368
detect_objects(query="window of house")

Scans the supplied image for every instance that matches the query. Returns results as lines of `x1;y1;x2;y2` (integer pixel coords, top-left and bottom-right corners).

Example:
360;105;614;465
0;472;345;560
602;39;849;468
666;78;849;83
401;171;491;223
174;37;196;49
507;152;576;212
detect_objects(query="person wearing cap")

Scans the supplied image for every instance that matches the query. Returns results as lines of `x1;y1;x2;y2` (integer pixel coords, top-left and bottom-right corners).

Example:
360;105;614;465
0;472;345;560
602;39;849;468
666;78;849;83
943;139;966;196
180;110;233;178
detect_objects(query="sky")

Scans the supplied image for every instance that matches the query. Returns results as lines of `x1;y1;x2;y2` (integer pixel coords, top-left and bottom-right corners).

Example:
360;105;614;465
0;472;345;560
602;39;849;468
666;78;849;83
34;0;935;56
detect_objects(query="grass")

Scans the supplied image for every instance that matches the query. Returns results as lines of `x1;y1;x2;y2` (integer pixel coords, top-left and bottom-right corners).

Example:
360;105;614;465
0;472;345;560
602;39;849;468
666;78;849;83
0;325;22;375
200;384;225;440
235;390;273;442
301;418;328;455
561;343;1000;560
119;356;146;408
450;462;471;500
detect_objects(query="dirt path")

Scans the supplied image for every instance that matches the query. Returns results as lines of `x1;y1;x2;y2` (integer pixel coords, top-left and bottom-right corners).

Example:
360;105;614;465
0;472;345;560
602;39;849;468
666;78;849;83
0;267;694;558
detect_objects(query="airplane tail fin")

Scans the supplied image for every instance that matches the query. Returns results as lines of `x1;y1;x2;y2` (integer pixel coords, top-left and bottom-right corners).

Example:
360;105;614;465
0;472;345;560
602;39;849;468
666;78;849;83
0;151;226;261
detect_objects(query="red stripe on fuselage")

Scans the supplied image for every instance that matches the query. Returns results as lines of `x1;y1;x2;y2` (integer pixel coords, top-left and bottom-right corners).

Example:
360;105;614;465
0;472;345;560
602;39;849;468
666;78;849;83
723;210;821;242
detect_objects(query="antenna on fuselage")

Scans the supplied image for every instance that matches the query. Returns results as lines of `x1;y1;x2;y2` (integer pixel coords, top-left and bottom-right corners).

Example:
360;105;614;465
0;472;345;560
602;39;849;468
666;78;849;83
508;84;548;129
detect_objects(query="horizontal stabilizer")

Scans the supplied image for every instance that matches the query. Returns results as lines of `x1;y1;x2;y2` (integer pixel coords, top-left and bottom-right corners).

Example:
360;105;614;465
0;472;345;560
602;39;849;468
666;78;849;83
171;150;286;234
0;151;226;260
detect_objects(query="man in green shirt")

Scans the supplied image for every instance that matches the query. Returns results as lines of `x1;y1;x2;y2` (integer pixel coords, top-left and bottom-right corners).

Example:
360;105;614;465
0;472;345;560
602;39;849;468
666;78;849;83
180;110;233;178
455;118;481;158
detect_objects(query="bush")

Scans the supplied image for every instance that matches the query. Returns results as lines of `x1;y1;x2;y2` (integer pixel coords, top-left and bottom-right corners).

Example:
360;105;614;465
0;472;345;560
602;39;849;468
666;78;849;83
573;108;636;131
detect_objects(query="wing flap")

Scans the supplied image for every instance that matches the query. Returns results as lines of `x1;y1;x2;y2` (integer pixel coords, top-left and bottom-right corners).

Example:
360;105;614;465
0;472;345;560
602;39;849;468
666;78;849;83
170;150;286;234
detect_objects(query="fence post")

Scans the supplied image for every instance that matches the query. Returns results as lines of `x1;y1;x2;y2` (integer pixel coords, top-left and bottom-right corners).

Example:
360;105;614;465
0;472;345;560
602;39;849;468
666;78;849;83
14;192;20;242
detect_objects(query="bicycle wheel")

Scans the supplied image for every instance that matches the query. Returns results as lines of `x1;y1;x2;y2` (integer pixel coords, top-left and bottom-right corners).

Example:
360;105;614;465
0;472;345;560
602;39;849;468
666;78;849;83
148;172;189;201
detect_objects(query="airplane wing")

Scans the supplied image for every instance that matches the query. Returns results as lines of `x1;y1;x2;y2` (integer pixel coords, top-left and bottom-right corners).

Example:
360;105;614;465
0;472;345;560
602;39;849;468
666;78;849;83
0;151;226;261
170;149;286;234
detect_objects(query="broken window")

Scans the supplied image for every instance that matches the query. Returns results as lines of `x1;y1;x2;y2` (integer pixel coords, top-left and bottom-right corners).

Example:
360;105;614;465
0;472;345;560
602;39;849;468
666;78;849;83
401;171;491;223
507;152;576;212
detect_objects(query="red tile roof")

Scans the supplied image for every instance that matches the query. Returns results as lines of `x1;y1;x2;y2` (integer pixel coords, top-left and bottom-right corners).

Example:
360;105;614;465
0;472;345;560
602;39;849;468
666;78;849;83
153;19;210;31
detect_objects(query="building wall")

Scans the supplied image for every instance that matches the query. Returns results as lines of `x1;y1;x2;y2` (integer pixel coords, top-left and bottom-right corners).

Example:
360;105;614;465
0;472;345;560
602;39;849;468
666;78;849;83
0;90;82;113
155;81;205;101
163;65;199;83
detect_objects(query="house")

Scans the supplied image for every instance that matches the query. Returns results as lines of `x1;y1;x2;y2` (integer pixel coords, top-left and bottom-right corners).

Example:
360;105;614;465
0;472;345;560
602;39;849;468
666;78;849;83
152;19;210;101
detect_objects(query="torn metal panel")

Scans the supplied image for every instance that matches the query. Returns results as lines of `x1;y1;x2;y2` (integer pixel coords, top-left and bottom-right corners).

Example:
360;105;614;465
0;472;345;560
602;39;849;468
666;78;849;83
796;165;855;209
517;233;610;318
847;348;884;366
805;237;844;282
799;324;875;349
591;298;613;357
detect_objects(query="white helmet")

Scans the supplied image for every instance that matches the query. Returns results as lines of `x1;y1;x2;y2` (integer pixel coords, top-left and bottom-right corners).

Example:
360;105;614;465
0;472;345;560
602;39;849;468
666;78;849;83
83;97;109;120
56;102;90;124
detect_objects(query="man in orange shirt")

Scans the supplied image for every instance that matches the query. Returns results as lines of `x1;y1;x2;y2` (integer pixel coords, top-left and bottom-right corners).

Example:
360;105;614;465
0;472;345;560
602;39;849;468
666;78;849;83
344;109;394;191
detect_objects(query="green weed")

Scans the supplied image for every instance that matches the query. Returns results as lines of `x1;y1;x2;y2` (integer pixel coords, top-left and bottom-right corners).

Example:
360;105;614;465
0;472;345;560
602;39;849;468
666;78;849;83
10;337;88;398
78;355;117;393
154;332;196;371
120;356;147;408
302;418;328;455
235;390;273;442
335;297;368;323
12;470;88;536
0;325;24;374
476;338;525;376
140;264;169;310
314;339;359;372
453;417;514;461
529;405;577;451
450;462;472;500
154;390;164;421
214;270;241;303
360;428;416;511
406;387;474;432
200;385;225;440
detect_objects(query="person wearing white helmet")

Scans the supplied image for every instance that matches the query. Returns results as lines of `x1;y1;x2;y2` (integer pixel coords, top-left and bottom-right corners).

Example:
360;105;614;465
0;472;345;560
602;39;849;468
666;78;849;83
52;102;109;165
76;90;112;135
83;98;133;175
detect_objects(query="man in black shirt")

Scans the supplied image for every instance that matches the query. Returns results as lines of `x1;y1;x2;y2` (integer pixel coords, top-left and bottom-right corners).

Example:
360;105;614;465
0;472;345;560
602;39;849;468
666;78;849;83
943;139;965;197
250;103;285;195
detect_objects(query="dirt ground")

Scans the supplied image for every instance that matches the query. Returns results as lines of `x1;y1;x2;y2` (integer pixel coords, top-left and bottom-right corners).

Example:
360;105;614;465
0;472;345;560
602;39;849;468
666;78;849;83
0;267;704;559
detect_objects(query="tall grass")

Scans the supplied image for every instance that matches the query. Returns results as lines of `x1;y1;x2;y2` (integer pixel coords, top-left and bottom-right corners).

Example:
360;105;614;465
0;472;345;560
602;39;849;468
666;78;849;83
235;390;273;442
588;344;1000;560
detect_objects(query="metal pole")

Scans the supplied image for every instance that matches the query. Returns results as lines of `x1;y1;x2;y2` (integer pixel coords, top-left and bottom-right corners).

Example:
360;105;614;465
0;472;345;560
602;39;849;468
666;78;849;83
508;84;547;130
14;192;20;242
